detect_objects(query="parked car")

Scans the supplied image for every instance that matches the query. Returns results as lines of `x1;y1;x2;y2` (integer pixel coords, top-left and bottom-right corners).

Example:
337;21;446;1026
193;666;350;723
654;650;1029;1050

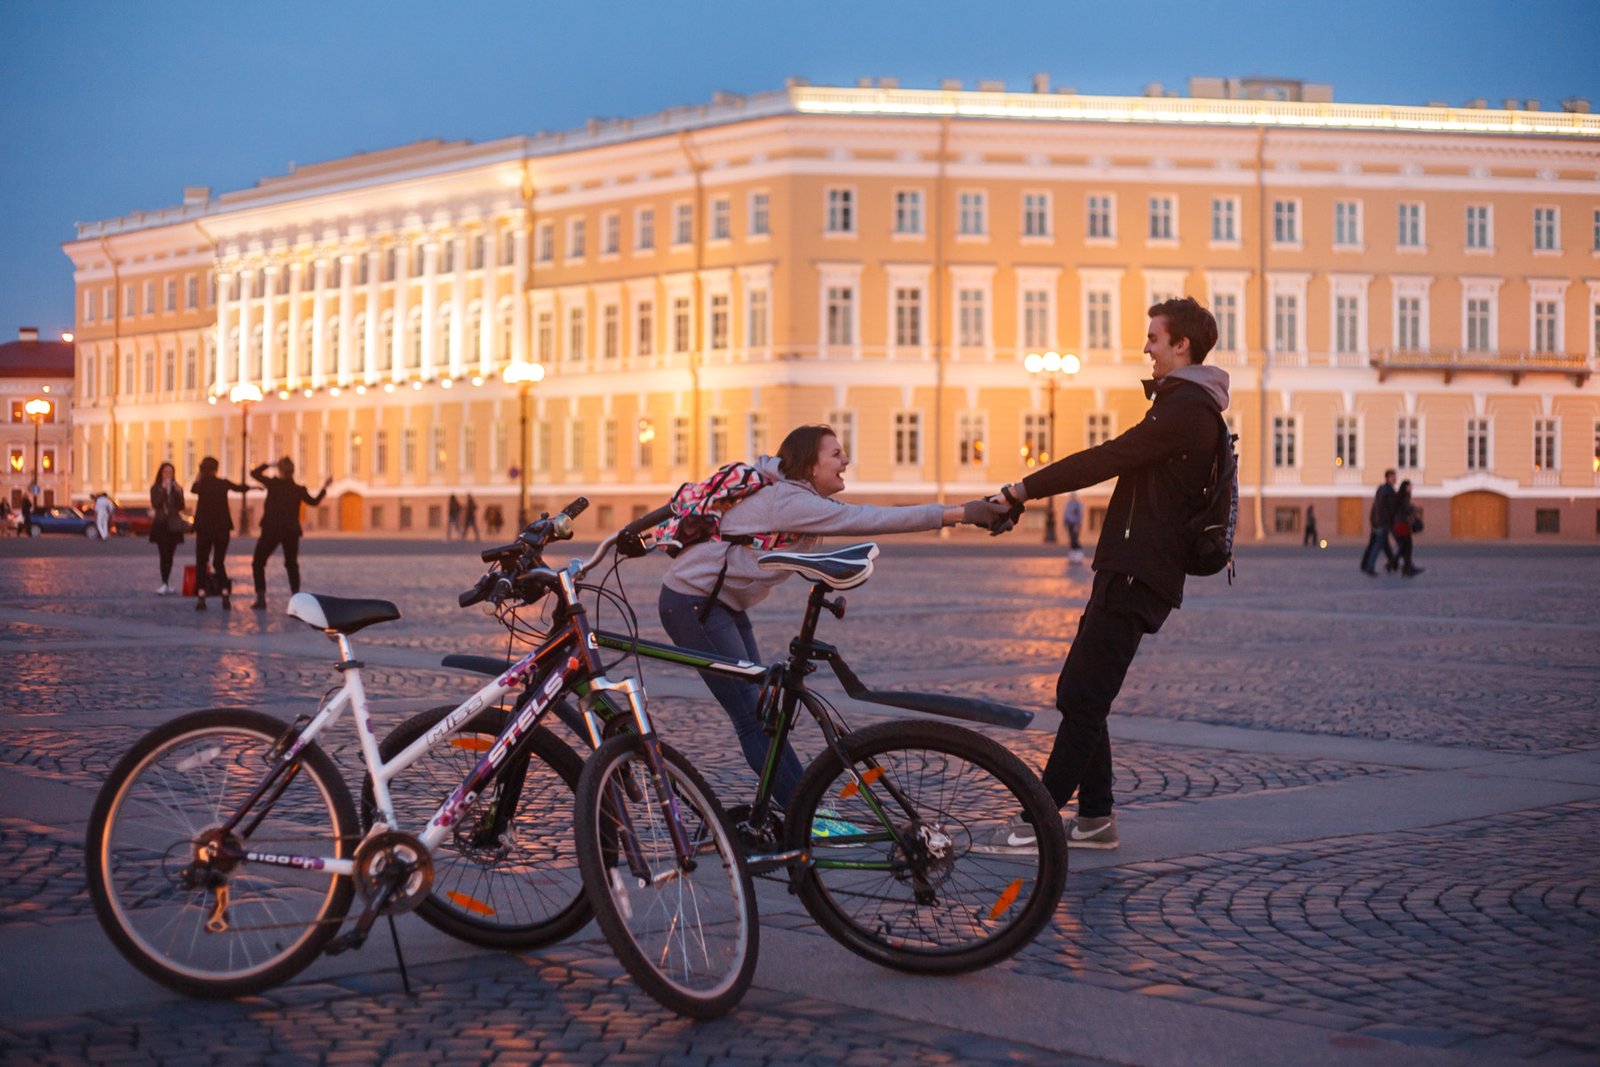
105;501;192;536
26;506;100;538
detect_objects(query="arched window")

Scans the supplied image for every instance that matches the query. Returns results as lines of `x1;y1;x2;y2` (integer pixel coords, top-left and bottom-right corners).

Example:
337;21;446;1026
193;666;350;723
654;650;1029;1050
438;305;453;367
354;313;369;370
300;321;315;377
379;311;395;374
498;297;514;364
468;302;483;364
406;307;423;369
273;323;289;379
249;324;264;380
327;319;341;375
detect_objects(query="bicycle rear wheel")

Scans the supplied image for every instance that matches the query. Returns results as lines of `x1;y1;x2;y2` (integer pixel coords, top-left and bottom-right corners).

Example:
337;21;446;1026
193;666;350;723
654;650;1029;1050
786;715;1067;974
363;703;588;949
86;708;357;998
573;734;757;1019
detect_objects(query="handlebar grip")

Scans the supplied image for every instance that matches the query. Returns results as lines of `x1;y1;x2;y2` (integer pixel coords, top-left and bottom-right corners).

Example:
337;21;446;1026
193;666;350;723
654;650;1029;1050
561;497;589;520
622;503;673;537
459;585;488;608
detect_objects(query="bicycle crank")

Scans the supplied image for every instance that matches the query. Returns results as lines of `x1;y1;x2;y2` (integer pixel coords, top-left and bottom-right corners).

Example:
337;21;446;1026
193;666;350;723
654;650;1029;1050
353;830;434;914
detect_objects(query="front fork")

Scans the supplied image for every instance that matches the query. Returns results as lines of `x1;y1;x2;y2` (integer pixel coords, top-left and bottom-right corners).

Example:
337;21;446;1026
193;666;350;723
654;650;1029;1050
581;676;699;876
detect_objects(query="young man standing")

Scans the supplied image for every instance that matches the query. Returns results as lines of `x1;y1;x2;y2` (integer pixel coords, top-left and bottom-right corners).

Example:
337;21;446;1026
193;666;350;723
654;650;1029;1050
980;297;1229;853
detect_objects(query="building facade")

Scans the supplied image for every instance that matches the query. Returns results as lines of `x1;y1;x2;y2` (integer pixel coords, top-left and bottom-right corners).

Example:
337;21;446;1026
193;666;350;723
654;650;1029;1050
1;327;73;511
63;81;1600;540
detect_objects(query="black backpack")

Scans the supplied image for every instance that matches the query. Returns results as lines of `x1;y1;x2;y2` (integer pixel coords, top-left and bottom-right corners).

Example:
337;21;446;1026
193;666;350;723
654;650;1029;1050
1183;413;1238;580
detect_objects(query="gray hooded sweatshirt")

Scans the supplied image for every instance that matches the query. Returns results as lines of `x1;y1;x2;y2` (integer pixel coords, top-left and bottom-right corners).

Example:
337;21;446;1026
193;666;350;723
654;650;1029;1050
662;455;946;611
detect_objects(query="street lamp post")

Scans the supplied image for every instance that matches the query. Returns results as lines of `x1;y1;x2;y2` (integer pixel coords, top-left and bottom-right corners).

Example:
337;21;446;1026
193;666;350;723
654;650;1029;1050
502;360;545;529
1023;351;1081;543
228;383;263;532
24;398;51;500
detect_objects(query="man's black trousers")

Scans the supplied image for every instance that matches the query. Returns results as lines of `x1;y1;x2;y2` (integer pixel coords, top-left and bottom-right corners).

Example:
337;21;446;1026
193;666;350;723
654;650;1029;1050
253;531;302;597
1040;569;1171;817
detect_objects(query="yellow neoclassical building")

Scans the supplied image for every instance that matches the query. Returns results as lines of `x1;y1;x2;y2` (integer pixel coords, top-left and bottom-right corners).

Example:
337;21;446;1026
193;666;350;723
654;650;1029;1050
63;78;1600;540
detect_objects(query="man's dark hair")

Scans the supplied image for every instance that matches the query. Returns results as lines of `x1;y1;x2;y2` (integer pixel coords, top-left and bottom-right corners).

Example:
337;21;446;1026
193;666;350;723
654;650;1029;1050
1148;297;1218;364
1384;468;1397;480
776;424;837;481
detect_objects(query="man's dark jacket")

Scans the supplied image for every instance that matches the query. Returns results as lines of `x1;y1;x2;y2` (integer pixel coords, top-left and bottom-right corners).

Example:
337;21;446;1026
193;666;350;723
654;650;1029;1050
252;465;327;538
191;473;245;536
1369;483;1397;529
1021;364;1229;608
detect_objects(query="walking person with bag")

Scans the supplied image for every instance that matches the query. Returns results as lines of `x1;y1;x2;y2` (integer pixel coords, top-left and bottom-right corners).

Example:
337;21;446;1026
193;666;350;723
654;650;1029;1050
249;457;331;611
1360;470;1400;575
1393;479;1424;577
191;457;247;611
977;297;1230;854
149;462;186;595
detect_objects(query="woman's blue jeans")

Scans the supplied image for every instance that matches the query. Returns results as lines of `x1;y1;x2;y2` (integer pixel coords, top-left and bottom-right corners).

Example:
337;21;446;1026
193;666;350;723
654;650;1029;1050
658;586;804;806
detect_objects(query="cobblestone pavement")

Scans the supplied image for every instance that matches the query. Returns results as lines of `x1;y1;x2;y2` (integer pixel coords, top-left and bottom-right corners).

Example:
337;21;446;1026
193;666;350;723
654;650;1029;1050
1;535;1597;1065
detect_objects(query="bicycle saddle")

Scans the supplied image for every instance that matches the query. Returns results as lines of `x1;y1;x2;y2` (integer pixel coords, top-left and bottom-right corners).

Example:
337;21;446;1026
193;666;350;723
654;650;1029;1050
287;592;402;635
757;542;878;589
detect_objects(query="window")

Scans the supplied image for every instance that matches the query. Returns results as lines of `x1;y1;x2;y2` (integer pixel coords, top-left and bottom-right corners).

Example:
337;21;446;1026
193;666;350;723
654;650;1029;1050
636;301;654;357
1533;207;1559;251
893;411;921;465
957;412;986;467
1022;289;1050;349
826;409;856;459
673;203;693;246
383;247;397;282
957;289;985;348
375;430;389;476
1397;296;1423;350
143;351;155;393
1022;193;1050;238
402;428;417;473
894;287;922;347
1533;418;1558;470
1087;195;1113;240
1535;509;1561;534
957;192;986;236
1466;418;1490;471
1086;412;1112;448
1534;300;1559;353
707;414;728;466
535;222;554;263
470;233;486;270
83;289;95;322
1022;413;1048;467
125;283;136;317
636;207;655;251
709;294;729;350
894;190;923;235
672;297;691;353
461;425;475;474
1335;295;1362;354
710;196;731;241
670;415;689;466
601;305;620;359
144;281;155;314
601;213;620;255
567;307;585;362
749;192;769;237
565;419;583;471
348;433;362;477
746;289;768;348
1334;415;1359;469
567;218;586;259
1335;201;1362;247
1085;290;1112;349
536;310;554;363
1396;416;1420;469
1397;203;1423;248
165;279;177;312
1466;298;1492;351
162;349;176;392
826;287;854;346
1272;294;1299;353
501;229;516;266
1213;292;1238;352
439;242;455;275
636;418;655;469
1147;196;1175;241
1272;416;1297;468
600;417;618;470
1593;208;1600;252
1211;197;1237;243
825;188;854;234
1466;205;1491;250
1272;199;1299;244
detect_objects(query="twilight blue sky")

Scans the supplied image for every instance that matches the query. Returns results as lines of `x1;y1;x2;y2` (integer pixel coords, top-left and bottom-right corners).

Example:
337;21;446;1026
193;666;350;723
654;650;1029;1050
2;0;1596;340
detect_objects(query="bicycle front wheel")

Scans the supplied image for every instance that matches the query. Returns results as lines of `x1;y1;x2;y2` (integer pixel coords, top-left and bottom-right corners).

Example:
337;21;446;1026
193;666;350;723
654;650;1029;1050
86;709;357;998
573;734;757;1019
364;703;588;949
786;716;1067;974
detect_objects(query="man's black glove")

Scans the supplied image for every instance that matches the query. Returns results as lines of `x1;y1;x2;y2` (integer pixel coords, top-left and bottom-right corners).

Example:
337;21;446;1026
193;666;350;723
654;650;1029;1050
989;484;1026;537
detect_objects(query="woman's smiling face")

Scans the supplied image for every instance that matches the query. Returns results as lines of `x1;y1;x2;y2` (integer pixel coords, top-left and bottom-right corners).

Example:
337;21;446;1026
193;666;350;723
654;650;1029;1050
807;434;849;497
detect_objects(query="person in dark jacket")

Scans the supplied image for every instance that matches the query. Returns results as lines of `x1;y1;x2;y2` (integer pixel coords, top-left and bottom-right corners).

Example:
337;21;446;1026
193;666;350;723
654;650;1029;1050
249;457;331;610
1360;470;1399;575
977;296;1228;854
191;456;248;611
149;462;186;595
1393;479;1424;577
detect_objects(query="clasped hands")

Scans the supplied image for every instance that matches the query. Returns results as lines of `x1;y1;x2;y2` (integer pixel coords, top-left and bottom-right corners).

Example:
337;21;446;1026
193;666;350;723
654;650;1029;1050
956;482;1028;536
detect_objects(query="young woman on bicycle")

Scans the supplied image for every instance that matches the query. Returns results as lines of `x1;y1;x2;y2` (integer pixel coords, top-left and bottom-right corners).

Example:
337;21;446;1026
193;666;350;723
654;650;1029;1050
659;423;1006;803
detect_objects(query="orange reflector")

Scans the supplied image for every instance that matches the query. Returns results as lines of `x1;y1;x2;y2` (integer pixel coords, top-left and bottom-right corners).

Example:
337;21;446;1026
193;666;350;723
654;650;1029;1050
840;766;883;800
449;736;493;752
446;890;496;916
989;877;1023;920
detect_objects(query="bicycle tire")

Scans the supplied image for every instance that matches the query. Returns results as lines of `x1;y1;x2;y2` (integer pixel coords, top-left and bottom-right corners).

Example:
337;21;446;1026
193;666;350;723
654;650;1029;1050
85;708;357;998
362;704;589;949
573;734;758;1019
785;714;1067;974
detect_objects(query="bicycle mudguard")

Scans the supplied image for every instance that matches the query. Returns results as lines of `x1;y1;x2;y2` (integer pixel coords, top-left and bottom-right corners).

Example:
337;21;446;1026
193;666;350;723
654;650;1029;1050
843;687;1034;730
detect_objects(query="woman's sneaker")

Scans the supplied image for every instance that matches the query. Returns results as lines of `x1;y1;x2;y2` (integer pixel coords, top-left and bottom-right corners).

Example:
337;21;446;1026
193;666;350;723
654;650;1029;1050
1065;815;1118;850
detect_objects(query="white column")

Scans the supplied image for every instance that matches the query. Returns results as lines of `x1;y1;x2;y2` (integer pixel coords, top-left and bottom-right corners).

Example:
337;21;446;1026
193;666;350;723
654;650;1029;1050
450;231;468;379
479;256;496;376
214;269;233;393
391;242;409;379
420;239;439;378
364;248;381;381
286;262;304;385
311;258;328;384
511;224;529;364
236;269;255;383
260;266;278;388
338;252;356;383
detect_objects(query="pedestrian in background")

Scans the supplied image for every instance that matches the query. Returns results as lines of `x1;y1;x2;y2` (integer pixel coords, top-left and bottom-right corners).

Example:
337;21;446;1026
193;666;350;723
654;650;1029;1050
149;462;186;595
1360;470;1399;576
1394;480;1424;577
446;494;462;540
1062;492;1085;565
1303;504;1320;548
249;457;331;611
191;457;246;611
20;495;33;532
462;493;481;540
0;498;12;535
94;491;113;540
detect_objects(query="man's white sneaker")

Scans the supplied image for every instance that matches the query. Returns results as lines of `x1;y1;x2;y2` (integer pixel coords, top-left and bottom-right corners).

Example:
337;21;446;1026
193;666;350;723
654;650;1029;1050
971;817;1040;855
1066;815;1119;850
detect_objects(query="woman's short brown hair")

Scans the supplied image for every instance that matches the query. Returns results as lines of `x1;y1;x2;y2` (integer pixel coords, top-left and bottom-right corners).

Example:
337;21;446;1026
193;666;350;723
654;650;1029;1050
776;424;837;481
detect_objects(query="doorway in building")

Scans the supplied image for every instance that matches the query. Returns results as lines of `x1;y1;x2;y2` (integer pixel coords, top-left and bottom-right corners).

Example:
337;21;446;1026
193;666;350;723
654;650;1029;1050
1450;491;1508;539
339;491;364;533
